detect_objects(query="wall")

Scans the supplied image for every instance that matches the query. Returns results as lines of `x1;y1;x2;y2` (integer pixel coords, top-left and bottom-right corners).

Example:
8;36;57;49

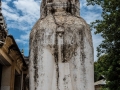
1;66;11;90
0;64;2;90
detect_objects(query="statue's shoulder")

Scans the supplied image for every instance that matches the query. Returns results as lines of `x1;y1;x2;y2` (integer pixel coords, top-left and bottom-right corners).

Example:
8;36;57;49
61;15;87;26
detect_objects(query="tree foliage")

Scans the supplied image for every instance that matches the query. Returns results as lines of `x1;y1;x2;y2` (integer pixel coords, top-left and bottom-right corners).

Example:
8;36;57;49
94;55;109;82
87;0;120;90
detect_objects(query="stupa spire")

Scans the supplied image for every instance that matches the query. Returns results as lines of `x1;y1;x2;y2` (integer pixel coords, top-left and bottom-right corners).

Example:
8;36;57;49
0;0;8;46
0;0;2;13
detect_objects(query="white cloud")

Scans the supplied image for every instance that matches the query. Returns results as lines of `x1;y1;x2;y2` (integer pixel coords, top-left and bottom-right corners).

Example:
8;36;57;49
2;0;40;31
20;31;30;40
15;31;30;45
2;2;15;13
80;0;87;8
80;0;102;10
13;0;40;18
82;11;102;24
7;0;11;1
15;38;27;44
2;10;19;21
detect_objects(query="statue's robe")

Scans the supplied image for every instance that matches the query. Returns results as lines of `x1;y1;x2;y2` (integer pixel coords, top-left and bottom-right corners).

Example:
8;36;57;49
29;14;94;90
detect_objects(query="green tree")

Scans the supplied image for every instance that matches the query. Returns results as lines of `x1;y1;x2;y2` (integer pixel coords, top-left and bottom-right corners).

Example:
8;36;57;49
87;0;120;90
94;55;109;82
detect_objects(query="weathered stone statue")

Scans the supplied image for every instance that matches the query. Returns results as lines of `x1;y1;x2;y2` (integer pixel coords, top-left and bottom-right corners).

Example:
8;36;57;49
29;0;94;90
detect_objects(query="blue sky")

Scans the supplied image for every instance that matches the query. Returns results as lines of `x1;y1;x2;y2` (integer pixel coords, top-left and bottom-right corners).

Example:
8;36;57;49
2;0;103;61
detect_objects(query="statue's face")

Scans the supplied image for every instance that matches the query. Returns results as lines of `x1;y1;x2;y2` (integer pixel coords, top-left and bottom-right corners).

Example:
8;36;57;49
47;0;79;4
51;0;68;3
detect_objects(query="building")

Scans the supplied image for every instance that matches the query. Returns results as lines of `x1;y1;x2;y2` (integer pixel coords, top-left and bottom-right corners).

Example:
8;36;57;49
0;1;28;90
94;76;106;90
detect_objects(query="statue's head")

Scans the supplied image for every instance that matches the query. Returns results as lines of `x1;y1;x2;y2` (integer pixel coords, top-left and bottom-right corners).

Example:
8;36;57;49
40;0;80;17
46;0;78;3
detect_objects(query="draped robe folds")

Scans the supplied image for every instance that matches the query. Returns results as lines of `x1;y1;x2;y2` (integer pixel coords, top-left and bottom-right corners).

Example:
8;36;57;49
29;14;94;90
